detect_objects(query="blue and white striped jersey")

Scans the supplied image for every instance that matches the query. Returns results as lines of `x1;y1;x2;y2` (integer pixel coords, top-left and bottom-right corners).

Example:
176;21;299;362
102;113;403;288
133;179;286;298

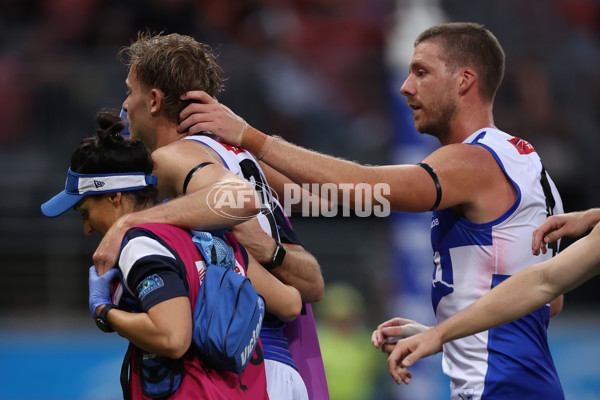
431;128;564;400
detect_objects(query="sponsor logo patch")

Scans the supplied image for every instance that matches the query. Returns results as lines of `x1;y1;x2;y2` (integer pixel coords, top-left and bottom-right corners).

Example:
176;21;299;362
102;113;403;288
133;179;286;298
136;274;164;300
508;137;536;154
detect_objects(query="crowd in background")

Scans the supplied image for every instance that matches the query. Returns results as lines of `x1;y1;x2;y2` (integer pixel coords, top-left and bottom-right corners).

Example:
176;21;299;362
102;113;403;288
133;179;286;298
1;0;600;398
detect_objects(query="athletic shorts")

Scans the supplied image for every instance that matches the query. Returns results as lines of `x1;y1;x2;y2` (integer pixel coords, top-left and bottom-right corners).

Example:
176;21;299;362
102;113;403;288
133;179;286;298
265;359;309;400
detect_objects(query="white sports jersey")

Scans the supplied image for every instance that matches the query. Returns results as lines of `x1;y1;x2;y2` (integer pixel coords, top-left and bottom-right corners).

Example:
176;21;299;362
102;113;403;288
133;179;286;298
182;134;314;400
430;128;564;400
183;134;283;242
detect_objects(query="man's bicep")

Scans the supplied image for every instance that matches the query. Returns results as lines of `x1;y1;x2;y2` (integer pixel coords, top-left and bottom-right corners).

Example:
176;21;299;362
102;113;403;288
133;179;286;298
374;164;441;213
181;162;249;198
151;143;224;197
420;144;498;210
151;146;193;199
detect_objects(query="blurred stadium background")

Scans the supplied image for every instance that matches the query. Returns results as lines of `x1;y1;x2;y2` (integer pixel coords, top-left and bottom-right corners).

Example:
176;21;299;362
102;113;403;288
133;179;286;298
1;0;599;398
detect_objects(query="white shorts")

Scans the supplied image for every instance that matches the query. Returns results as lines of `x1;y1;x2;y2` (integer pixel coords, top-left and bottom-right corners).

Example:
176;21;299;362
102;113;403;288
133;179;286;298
265;359;309;400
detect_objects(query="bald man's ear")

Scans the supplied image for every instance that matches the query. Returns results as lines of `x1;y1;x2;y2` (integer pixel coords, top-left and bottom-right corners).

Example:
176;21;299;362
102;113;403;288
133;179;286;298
458;67;477;96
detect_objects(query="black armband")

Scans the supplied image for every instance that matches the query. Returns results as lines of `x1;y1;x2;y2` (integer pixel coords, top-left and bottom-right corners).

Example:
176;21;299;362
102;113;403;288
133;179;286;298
417;162;442;211
183;162;214;194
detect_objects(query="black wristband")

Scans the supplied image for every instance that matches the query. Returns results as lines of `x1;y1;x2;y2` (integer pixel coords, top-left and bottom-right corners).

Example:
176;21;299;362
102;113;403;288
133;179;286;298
95;304;117;333
263;241;286;270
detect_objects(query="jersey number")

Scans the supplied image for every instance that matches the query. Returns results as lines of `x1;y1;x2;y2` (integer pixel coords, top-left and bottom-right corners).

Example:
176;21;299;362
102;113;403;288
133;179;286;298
239;159;280;241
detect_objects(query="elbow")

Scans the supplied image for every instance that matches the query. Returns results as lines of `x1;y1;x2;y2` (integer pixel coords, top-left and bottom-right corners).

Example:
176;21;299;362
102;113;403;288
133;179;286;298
549;294;564;318
160;333;192;360
313;276;325;302
165;348;188;360
279;299;302;323
288;296;303;322
273;290;303;323
219;179;261;219
304;277;325;303
240;181;261;216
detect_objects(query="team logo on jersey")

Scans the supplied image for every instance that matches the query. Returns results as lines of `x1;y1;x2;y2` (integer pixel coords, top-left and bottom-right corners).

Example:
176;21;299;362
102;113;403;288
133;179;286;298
136;274;164;300
508;137;536;154
93;180;106;188
217;139;245;155
458;390;474;400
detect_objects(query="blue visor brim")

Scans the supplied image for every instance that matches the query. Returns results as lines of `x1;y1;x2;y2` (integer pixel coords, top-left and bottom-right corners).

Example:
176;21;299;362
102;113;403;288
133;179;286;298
41;190;85;217
41;168;157;217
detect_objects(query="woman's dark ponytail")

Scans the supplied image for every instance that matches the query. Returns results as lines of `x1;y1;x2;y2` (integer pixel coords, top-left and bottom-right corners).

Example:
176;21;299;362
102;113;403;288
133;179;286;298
69;110;158;206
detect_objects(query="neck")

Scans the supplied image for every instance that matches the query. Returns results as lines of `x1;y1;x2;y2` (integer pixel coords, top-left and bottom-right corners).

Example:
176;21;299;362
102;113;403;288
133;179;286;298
438;104;495;146
151;118;186;152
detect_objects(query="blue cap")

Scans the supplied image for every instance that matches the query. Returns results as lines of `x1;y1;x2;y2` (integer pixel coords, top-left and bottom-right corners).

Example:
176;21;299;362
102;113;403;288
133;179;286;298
41;168;157;217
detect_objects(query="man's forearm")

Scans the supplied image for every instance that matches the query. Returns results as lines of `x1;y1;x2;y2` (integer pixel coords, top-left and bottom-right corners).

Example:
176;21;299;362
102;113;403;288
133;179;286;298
440;227;600;344
133;182;260;231
241;125;434;214
438;263;552;344
269;244;324;303
243;127;369;193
